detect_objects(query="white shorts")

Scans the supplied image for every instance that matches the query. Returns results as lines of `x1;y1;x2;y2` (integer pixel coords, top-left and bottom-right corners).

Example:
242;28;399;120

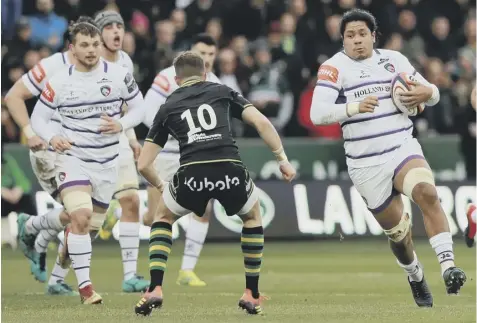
55;154;118;210
113;136;139;197
154;152;180;183
29;150;59;199
348;138;425;214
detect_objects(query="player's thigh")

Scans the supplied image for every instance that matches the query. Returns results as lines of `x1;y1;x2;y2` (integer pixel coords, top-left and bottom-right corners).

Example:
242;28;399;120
163;165;210;218
349;163;396;215
29;150;59;199
88;166;119;230
56;155;92;200
147;185;163;215
155;153;180;183
214;162;259;217
113;154;139;200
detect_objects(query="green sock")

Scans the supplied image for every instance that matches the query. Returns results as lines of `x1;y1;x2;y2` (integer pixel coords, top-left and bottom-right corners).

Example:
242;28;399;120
148;221;172;292
241;226;264;299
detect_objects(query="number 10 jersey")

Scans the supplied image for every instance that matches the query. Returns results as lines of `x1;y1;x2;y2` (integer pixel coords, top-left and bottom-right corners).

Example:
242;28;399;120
146;80;252;166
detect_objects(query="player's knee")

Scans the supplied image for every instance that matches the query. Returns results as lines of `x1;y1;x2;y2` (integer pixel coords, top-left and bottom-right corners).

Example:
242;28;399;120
412;183;439;207
118;191;140;213
70;209;92;233
402;167;435;202
90;212;106;232
384;213;411;243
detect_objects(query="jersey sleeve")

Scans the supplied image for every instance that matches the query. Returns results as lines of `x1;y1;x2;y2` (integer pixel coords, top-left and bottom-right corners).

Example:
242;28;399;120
228;87;253;120
143;73;172;129
123;52;135;75
21;55;58;96
118;69;145;130
145;110;169;147
310;61;353;124
394;51;440;106
31;81;59;143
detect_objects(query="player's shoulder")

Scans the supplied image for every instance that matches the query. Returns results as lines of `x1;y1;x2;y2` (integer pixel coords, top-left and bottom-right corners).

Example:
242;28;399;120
118;50;134;73
321;51;348;68
207;72;222;84
317;52;347;85
45;64;72;88
159;65;176;79
104;59;129;75
41;52;68;67
376;48;406;61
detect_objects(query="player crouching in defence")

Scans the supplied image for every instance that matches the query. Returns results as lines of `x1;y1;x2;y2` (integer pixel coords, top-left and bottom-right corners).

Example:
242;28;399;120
310;9;466;308
134;52;296;316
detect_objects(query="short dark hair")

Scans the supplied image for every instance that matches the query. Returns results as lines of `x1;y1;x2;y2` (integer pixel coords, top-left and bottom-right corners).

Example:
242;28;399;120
68;16;97;41
69;22;101;44
191;33;217;48
340;9;377;37
173;51;205;79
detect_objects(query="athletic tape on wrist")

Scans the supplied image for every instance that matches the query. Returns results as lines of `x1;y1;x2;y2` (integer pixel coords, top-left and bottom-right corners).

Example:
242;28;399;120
346;102;360;117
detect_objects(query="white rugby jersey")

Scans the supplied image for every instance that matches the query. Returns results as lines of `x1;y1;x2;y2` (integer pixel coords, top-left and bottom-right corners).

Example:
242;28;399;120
31;61;145;169
143;65;221;154
22;52;71;127
310;49;439;168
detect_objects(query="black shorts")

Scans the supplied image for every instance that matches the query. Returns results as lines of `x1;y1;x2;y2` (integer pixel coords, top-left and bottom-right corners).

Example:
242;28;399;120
163;161;258;217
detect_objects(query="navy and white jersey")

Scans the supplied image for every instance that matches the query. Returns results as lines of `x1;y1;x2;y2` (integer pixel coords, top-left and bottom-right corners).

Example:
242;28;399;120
21;52;71;128
31;61;145;168
310;49;439;168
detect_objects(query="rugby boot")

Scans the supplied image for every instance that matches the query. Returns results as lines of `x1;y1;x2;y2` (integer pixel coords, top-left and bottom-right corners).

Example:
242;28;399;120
79;284;103;304
176;270;206;287
238;289;269;315
58;227;71;269
464;204;476;248
30;252;47;282
408;276;433;307
46;281;79;296
135;287;163;316
443;267;466;295
17;213;39;262
122;274;150;293
99;200;120;240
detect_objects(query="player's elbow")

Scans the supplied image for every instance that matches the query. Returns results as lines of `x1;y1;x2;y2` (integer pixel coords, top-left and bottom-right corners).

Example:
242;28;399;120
309;104;327;125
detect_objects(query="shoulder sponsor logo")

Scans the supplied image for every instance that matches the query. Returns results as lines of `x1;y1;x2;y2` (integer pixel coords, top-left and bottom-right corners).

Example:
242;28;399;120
317;65;339;83
41;82;55;103
100;85;112;97
31;63;46;83
154;74;170;92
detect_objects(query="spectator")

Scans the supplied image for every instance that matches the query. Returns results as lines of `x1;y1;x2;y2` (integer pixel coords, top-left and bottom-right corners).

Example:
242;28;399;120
205;18;225;48
3;17;32;63
153;20;176;72
170;9;189;50
426;16;455;62
398;9;426;69
28;0;67;51
2;0;23;41
246;45;293;136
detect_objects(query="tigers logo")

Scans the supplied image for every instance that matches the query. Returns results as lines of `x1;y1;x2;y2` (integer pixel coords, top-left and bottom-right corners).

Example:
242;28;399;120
384;63;395;73
58;172;66;182
317;65;339;83
100;85;111;97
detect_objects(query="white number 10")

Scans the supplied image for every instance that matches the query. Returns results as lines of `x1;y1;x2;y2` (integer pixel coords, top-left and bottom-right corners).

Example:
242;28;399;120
181;104;217;136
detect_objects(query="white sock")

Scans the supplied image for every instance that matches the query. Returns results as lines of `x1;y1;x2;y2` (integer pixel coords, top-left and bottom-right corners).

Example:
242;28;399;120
48;242;70;286
471;209;476;223
68;232;92;288
119;222;140;280
115;207;122;220
397;252;424;282
26;208;64;235
35;228;62;253
429;232;455;275
181;215;209;271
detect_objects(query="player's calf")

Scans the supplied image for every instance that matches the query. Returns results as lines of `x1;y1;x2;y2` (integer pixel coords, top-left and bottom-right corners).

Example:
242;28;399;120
237;200;265;314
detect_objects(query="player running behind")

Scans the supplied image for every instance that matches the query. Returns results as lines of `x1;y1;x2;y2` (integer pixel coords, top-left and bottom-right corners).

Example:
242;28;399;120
137;33;221;287
310;9;466;307
4;16;93;295
30;22;145;304
134;52;296;316
93;9;150;292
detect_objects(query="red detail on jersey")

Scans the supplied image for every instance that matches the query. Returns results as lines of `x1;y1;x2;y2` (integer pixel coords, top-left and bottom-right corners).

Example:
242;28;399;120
42;83;55;103
317;65;339;83
154;75;170;92
31;63;46;83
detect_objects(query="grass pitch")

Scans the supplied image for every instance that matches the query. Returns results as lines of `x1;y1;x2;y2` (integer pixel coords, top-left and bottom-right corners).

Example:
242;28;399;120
1;240;476;323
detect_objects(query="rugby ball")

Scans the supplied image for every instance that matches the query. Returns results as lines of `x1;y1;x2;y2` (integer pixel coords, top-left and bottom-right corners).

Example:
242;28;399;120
391;72;425;116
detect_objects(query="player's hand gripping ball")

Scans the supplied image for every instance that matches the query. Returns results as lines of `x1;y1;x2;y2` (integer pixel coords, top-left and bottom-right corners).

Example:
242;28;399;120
391;72;426;116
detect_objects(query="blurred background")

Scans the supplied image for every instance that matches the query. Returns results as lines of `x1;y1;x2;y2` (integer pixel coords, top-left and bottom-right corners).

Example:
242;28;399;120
1;0;476;243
